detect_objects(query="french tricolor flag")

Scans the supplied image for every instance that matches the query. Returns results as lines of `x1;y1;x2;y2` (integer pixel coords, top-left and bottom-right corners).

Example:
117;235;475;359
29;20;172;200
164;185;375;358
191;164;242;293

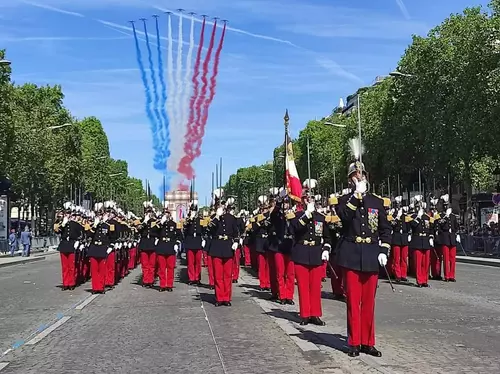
285;132;302;202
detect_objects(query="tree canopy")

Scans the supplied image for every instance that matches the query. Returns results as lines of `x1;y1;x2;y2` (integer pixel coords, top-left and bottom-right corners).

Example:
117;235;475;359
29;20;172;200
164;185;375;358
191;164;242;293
0;50;159;233
224;3;500;210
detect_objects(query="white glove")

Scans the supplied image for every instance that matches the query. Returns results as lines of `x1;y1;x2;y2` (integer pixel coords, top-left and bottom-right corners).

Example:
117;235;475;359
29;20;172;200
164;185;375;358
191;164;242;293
306;202;315;213
79;244;85;251
143;214;150;223
62;217;69;226
133;241;137;247
397;209;403;219
201;239;206;248
106;247;113;254
239;238;243;245
429;238;434;247
456;234;461;243
231;242;238;251
174;244;179;253
354;179;367;194
417;209;424;218
154;238;159;245
114;243;119;249
408;235;412;242
73;241;79;249
216;207;223;218
93;217;100;226
378;253;388;266
389;208;395;215
161;215;167;224
190;211;196;219
321;250;329;261
446;208;452;217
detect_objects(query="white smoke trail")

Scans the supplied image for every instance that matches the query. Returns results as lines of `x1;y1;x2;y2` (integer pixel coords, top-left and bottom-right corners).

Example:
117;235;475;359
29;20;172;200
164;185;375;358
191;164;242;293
168;12;184;173
166;12;176;171
175;14;195;174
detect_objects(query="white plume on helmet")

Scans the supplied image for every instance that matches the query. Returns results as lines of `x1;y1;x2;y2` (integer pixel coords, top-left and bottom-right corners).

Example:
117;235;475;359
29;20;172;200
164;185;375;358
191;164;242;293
302;179;317;189
440;194;449;203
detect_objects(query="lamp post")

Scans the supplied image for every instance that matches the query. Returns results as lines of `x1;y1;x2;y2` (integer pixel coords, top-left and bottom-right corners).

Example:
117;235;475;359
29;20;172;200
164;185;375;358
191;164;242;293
0;59;11;66
109;172;124;200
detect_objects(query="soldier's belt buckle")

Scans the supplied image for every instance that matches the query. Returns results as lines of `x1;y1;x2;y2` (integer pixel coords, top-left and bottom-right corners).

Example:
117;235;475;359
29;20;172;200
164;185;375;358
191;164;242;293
419;233;426;236
303;240;315;246
218;235;228;240
355;237;371;243
95;241;102;245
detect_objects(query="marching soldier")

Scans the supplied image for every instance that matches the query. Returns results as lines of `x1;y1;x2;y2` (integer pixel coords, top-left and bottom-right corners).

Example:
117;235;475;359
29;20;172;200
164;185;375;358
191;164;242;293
428;196;442;280
156;205;180;291
104;201;119;290
240;210;252;267
389;196;410;282
207;189;239;306
54;202;83;290
203;209;215;289
326;194;345;300
336;160;391;357
183;200;204;285
435;194;459;282
251;196;271;291
289;193;331;326
138;201;158;288
408;195;434;287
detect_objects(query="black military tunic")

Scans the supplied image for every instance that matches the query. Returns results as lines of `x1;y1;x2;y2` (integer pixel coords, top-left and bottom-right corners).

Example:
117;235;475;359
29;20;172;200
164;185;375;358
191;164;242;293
408;213;434;250
251;213;270;254
183;216;204;250
87;222;113;259
290;211;330;266
434;212;459;247
208;213;239;258
390;211;410;247
269;206;294;255
56;220;83;253
156;219;180;255
138;219;158;251
336;193;392;272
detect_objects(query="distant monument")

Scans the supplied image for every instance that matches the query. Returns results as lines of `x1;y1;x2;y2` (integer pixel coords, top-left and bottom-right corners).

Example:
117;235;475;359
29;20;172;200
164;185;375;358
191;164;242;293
164;190;198;221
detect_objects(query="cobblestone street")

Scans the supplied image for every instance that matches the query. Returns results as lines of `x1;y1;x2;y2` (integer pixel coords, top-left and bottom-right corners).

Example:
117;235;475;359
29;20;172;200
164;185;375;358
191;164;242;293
1;260;499;373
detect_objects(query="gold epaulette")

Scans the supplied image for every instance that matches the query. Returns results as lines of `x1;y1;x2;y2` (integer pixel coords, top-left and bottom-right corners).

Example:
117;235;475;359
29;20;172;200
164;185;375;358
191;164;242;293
151;221;157;228
245;223;252;230
109;224;115;231
250;217;256;223
387;215;394;221
176;222;183;229
405;215;412;223
434;213;441;220
133;219;141;226
325;214;340;223
383;198;391;208
53;223;60;232
328;196;338;206
285;211;295;220
84;223;91;231
257;214;265;222
200;218;208;227
429;217;435;224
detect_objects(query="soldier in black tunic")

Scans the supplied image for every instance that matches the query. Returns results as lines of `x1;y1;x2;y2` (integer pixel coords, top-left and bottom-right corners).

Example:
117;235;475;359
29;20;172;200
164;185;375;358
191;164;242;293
389;196;410;282
434;194;460;282
326;194;344;300
138;201;159;288
156;206;180;291
251;196;271;291
183;200;205;285
336;161;391;357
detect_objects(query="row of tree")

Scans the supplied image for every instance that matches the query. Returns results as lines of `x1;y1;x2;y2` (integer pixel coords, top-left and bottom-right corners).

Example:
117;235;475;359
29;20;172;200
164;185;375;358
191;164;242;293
0;50;160;234
223;1;500;213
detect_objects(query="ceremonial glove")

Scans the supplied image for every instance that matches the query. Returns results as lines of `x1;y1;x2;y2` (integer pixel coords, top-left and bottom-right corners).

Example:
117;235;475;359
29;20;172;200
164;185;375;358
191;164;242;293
93;217;100;227
62;217;69;226
231;242;238;251
408;234;412;242
201;239;206;248
417;209;424;219
133;241;137;247
106;247;113;254
429;238;434;247
216;207;224;218
190;211;196;219
378;253;388;266
161;215;167;224
397;209;403;219
239;238;243;245
154;238;159;246
73;241;79;249
446;208;452;217
456;235;461;243
389;208;395;216
143;214;150;223
321;250;329;262
79;244;85;251
354;179;367;194
128;242;132;248
174;244;179;253
114;243;119;249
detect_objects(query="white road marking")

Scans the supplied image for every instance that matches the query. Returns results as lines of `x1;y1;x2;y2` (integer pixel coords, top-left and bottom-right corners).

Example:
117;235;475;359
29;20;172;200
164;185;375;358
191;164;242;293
25;316;71;345
0;362;9;371
74;294;99;310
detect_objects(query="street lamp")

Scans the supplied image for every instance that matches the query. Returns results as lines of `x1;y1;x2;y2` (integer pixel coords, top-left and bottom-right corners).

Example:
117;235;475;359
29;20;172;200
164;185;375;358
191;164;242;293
47;123;72;130
260;168;274;188
323;122;346;128
0;59;11;66
389;70;414;78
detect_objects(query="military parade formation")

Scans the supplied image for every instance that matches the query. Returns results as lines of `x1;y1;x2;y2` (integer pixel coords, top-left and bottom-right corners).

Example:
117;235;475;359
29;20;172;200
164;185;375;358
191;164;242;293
54;160;461;358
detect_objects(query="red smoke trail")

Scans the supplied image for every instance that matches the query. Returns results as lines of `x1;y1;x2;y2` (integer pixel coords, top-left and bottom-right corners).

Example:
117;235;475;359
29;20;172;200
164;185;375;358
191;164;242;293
177;18;206;180
178;21;218;180
192;23;227;160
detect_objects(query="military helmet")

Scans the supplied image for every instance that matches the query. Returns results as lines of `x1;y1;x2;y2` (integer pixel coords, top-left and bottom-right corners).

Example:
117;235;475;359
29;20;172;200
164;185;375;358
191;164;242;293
347;160;366;177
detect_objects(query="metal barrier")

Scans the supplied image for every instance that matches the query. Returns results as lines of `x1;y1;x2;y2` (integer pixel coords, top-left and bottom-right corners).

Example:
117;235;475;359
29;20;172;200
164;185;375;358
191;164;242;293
460;235;500;257
0;235;60;253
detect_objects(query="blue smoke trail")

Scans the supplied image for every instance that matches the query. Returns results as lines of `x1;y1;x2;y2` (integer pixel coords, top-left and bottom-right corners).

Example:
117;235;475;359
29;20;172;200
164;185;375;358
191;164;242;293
131;23;162;168
155;17;170;161
142;20;166;170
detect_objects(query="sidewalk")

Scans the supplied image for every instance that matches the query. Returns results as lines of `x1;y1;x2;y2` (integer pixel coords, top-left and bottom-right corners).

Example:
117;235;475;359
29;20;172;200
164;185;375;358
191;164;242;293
456;255;500;267
0;249;57;268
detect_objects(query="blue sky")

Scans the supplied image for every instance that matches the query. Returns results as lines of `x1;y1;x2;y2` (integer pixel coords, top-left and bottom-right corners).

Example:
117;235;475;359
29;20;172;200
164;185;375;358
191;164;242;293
0;0;490;206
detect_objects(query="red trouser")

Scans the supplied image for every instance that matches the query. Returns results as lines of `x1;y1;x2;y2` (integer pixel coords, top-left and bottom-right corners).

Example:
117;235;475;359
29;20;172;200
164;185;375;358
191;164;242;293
202;251;208;267
344;268;378;347
430;246;442;277
243;245;251;266
391;245;409;279
106;252;116;286
82;257;90;281
322;261;327;278
413;249;430;285
442;245;457;280
274;252;295;300
187;249;202;282
213;257;233;302
267;251;279;296
206;254;214;286
232;248;241;281
157;254;176;288
295;263;323;318
90;257;106;291
128;248;136;269
329;261;344;296
121;256;127;278
60;252;76;287
258;253;270;288
140;251;156;285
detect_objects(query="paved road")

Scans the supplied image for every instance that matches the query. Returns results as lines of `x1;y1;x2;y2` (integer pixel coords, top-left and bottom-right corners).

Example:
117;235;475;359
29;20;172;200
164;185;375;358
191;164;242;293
0;260;498;373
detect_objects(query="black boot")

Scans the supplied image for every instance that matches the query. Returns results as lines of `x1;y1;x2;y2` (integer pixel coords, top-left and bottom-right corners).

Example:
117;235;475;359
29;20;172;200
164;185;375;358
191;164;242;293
361;345;382;357
347;346;360;357
299;318;309;326
310;317;326;326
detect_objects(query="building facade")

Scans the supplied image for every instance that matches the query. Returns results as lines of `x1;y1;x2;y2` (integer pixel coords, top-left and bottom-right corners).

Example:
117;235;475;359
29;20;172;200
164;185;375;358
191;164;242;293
164;190;198;221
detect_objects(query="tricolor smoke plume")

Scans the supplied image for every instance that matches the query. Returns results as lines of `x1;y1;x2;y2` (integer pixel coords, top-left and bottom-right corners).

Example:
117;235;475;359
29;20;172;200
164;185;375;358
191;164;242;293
177;17;206;180
154;16;169;157
131;22;163;170
141;20;166;169
166;12;176;156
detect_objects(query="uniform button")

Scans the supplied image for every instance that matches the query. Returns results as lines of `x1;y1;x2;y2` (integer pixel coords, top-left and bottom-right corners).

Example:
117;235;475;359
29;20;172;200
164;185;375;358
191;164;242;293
362;232;365;235
361;215;365;218
362;223;365;226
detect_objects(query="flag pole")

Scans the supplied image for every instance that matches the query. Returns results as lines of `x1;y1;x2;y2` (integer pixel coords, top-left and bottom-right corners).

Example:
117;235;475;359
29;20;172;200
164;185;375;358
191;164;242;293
283;109;289;188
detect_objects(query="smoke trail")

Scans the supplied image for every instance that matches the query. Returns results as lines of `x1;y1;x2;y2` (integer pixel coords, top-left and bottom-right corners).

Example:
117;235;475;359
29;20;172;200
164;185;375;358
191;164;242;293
131;23;162;168
154;16;170;160
166;13;176;150
142;20;165;169
171;14;195;185
177;18;206;180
